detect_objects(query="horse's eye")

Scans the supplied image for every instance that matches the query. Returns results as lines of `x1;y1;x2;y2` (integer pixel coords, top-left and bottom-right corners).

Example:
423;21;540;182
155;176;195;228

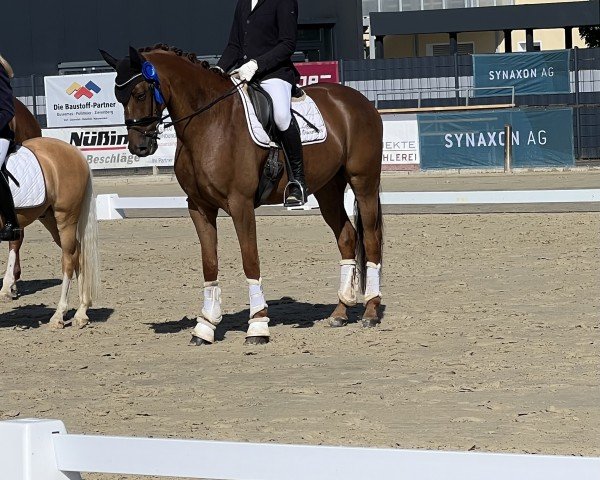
135;92;147;101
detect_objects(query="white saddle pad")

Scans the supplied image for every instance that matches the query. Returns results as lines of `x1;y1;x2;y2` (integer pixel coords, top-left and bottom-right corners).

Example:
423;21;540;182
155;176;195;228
6;145;46;209
234;79;327;148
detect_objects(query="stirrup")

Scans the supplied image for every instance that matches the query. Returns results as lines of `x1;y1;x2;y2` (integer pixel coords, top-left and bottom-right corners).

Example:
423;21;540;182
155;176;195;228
283;181;306;207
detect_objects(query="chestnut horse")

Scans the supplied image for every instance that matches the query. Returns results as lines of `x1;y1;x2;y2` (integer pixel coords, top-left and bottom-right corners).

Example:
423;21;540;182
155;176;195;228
0;97;43;299
101;45;383;345
0;137;100;328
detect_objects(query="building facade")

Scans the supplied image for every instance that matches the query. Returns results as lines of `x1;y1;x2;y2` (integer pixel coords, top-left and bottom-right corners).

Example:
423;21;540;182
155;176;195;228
2;0;363;76
364;0;594;58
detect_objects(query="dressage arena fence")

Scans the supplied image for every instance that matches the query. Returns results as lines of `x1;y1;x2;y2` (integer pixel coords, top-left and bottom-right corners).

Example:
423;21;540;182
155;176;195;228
95;189;600;220
1;419;599;480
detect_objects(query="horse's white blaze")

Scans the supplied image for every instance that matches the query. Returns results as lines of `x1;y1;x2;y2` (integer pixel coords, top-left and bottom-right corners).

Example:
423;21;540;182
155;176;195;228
364;262;382;304
0;249;17;297
338;259;357;306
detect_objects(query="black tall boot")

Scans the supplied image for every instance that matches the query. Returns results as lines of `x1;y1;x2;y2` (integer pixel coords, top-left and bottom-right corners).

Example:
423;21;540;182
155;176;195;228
0;171;20;242
279;118;307;207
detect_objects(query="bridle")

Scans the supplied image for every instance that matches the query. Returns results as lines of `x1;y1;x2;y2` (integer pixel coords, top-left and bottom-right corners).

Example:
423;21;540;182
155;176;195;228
120;61;246;140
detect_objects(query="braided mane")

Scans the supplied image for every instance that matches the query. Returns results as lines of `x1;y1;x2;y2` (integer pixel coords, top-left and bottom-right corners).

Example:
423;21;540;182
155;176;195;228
139;43;212;70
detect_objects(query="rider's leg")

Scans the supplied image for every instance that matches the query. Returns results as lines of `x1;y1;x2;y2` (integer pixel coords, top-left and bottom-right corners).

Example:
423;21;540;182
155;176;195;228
260;78;307;205
0;138;20;242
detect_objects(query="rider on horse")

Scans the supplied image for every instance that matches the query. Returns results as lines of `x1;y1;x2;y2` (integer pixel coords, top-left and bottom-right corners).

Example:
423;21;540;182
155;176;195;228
215;0;307;206
0;56;20;242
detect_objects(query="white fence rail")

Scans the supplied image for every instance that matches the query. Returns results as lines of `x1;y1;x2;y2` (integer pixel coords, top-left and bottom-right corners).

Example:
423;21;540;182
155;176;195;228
1;419;599;480
96;189;600;220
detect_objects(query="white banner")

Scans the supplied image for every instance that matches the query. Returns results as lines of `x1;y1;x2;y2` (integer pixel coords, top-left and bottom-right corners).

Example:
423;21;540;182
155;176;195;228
381;114;420;167
44;73;124;128
42;125;177;170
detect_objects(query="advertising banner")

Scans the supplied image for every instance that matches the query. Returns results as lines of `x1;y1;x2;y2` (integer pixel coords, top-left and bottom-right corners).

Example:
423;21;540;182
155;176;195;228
42;125;176;170
44;72;124;127
473;51;570;96
294;61;339;87
418;108;574;169
381;114;420;171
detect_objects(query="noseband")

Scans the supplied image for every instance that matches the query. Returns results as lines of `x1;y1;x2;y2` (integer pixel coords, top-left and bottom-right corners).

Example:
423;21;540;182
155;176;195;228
123;62;165;139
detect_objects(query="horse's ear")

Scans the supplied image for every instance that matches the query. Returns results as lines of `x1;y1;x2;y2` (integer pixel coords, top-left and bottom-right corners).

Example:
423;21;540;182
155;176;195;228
129;46;144;69
99;50;119;70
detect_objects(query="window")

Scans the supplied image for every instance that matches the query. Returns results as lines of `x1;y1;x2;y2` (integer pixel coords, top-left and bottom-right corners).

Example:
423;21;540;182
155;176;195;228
362;0;512;13
381;0;400;11
517;41;542;52
446;0;467;7
362;0;379;13
423;0;443;9
401;0;422;11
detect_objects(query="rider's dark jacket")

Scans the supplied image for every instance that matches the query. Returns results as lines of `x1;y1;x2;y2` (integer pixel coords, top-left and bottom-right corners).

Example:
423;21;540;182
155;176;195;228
0;64;14;141
217;0;300;86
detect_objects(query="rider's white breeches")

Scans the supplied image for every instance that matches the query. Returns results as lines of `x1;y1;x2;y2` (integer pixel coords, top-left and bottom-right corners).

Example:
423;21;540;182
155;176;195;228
0;138;10;167
260;78;292;131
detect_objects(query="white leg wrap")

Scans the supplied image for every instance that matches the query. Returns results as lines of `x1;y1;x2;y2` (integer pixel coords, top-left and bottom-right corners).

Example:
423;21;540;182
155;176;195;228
247;278;268;318
338;259;357;306
246;317;270;338
201;281;222;325
364;262;382;304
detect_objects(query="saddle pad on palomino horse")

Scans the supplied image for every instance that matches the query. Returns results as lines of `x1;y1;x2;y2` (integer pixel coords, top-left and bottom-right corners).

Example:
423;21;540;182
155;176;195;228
5;145;46;208
233;79;327;148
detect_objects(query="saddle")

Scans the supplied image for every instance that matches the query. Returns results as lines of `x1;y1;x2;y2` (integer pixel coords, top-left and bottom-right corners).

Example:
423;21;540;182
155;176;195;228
246;82;308;207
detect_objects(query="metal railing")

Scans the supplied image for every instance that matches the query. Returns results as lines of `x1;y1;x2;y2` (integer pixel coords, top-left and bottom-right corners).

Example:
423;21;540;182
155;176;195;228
375;86;516;109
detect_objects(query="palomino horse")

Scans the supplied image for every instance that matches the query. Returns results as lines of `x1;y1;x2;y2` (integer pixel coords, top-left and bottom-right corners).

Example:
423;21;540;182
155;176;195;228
0;137;99;328
101;45;383;345
0;97;43;299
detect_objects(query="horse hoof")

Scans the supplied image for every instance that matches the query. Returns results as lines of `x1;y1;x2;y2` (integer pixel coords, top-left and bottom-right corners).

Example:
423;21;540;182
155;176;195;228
362;318;380;328
328;317;347;328
245;336;269;345
0;291;13;302
73;317;89;329
189;335;212;346
49;319;65;330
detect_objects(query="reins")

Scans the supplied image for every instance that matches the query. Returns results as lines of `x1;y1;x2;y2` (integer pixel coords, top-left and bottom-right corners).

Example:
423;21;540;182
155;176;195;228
127;75;246;138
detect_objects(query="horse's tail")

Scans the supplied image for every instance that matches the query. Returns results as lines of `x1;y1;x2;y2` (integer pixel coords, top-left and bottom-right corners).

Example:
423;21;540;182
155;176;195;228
77;166;100;305
354;190;384;295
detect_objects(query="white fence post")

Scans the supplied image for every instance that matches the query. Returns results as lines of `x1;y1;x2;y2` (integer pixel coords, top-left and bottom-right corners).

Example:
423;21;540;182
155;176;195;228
95;193;124;220
0;419;81;480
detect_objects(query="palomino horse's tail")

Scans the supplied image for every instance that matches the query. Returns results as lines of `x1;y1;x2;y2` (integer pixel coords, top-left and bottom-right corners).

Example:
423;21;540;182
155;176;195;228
76;167;100;305
354;192;384;294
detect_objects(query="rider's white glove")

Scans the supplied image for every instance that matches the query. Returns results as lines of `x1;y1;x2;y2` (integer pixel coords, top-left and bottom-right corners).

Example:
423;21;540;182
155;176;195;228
235;60;258;82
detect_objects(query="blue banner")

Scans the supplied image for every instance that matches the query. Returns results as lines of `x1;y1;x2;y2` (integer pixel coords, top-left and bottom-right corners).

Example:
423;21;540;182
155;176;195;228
473;51;571;96
418;108;574;170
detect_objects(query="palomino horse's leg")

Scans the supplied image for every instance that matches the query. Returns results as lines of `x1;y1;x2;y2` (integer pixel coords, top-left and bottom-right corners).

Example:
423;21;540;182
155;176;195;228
314;172;358;327
49;219;78;329
188;205;223;346
353;186;383;327
0;233;23;300
230;198;269;345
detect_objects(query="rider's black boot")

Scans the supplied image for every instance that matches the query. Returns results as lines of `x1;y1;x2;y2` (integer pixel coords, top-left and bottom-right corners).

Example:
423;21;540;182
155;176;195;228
280;118;307;207
0;171;20;242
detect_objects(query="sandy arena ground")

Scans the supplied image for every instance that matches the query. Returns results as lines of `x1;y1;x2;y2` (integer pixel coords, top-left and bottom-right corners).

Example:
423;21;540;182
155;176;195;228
0;176;598;479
